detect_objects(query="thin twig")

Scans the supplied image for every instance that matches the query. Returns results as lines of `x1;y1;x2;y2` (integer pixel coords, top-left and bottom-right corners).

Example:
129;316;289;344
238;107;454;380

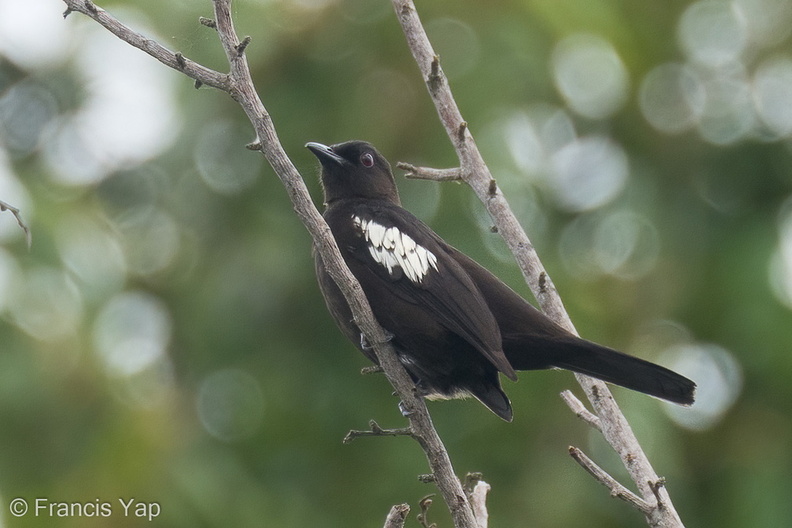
390;1;685;526
568;446;653;515
343;420;414;444
0;199;31;248
397;162;462;182
417;495;438;528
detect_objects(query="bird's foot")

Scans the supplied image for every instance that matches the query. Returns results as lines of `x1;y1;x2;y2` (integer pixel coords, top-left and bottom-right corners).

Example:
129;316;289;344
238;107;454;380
398;400;414;417
360;330;394;350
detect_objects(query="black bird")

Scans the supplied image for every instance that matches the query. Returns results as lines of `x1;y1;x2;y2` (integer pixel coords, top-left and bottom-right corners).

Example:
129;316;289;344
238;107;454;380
307;140;695;422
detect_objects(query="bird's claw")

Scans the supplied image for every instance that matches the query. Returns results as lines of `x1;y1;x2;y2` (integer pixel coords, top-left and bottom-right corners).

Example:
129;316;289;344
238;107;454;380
360;331;394;350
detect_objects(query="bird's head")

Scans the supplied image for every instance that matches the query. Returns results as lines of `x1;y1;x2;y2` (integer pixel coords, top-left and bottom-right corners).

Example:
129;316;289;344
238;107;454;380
306;140;401;206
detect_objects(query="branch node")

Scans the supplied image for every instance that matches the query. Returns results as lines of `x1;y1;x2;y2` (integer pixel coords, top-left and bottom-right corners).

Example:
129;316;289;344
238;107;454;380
245;140;262;151
199;16;217;30
487;178;497;197
417;474;435;483
83;0;98;14
427;55;442;91
457;121;468;141
649;477;667;509
175;52;187;70
361;365;384;375
194;79;204;90
537;271;548;292
236;36;252;56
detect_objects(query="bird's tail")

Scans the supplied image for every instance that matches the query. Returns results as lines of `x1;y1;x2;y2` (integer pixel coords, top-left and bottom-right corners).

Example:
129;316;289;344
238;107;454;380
506;336;696;405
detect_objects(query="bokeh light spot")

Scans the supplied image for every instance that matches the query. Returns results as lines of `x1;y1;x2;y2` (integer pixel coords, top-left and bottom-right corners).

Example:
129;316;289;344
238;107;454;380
10;267;83;342
639;63;705;134
661;343;742;431
93;291;172;378
425;18;480;79
753;56;792;138
197;369;265;442
194;120;262;195
549;136;628;212
115;206;180;276
769;196;792;308
552;34;629;120
678;1;748;68
0;0;72;69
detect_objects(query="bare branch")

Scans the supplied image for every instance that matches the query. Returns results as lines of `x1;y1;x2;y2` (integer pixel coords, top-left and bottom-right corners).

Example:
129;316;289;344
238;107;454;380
569;446;653;514
61;0;229;91
383;504;411;528
343;420;414;444
397;162;462;182
62;2;481;527
560;390;602;432
0;199;31;248
391;0;685;526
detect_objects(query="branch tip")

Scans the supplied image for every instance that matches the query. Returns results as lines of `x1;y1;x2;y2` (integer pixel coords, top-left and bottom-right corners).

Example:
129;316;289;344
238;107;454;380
245;140;262;151
194;79;203;90
236;36;252;56
63;7;73;18
199;16;217;30
383;503;411;528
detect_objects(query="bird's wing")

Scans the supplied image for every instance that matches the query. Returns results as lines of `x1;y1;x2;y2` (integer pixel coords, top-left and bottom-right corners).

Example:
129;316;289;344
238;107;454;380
343;204;517;380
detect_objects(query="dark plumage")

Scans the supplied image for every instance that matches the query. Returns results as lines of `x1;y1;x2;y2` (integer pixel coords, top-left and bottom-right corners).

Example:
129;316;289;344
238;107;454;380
307;140;695;421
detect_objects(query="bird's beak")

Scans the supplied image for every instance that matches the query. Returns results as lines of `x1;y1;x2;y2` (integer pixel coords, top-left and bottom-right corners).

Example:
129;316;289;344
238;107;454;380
306;142;345;166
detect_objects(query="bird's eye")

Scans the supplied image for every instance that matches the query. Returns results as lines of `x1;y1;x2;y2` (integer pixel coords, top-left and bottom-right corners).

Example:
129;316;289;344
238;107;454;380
360;152;375;168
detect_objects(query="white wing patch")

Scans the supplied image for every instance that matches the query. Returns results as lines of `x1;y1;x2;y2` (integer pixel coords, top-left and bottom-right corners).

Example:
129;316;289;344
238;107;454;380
352;215;439;284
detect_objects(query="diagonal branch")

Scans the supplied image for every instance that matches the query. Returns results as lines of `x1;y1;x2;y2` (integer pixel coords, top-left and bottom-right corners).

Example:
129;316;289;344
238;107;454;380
568;446;653;514
390;0;684;526
62;0;229;90
61;2;480;527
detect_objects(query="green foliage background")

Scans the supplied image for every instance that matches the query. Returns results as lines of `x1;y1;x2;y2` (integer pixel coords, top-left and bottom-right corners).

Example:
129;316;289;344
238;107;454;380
1;0;791;526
